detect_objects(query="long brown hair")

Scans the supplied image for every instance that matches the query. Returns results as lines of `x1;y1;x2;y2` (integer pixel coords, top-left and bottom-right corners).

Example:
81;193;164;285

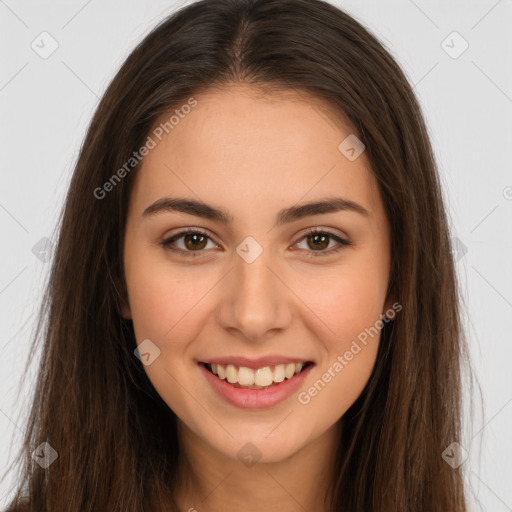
3;0;475;510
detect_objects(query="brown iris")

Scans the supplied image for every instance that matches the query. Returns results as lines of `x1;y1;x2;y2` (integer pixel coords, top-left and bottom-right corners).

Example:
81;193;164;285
184;232;208;250
306;233;329;251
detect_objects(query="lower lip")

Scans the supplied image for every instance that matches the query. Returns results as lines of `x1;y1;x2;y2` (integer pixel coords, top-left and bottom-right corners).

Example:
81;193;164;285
199;362;314;409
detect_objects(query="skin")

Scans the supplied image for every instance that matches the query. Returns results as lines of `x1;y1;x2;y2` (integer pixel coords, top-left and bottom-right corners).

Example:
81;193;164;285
121;84;393;512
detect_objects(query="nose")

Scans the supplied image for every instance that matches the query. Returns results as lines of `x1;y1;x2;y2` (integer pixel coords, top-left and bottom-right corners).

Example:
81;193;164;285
215;251;294;343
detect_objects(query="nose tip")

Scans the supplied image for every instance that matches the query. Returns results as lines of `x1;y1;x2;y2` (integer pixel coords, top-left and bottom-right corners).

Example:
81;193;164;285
214;259;294;343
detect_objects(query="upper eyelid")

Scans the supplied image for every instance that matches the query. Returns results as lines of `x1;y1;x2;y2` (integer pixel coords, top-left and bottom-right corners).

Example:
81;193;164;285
164;227;218;245
163;226;349;248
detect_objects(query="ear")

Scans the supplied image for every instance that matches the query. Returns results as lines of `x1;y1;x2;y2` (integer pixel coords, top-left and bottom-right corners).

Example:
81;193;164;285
114;275;132;319
382;288;398;319
120;301;132;320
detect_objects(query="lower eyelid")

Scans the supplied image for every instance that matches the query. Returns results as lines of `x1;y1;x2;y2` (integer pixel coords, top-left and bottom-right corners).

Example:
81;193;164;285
294;232;346;251
163;231;217;251
161;230;350;256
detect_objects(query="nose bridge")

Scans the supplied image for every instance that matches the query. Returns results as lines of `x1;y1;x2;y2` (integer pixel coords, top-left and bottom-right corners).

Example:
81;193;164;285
215;246;293;341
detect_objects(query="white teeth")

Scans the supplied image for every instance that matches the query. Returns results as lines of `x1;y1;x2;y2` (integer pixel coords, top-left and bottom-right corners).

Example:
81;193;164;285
284;363;296;379
225;364;238;384
273;364;285;383
238;366;255;386
254;367;273;387
207;361;308;388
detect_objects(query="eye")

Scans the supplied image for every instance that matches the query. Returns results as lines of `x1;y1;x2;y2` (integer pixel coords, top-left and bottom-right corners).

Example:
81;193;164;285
160;228;218;258
292;228;351;258
160;227;351;259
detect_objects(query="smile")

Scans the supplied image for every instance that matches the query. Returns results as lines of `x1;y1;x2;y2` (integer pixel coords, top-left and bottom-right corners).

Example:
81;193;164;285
203;362;312;389
198;361;315;409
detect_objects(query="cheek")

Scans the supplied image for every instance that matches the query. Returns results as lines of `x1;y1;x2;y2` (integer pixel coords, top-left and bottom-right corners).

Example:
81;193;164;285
125;251;210;342
296;271;384;418
294;261;386;412
124;259;207;414
302;263;388;343
298;343;378;426
127;272;173;340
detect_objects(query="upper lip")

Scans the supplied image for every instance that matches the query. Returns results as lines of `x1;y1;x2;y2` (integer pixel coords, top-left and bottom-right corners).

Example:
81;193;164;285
200;355;313;370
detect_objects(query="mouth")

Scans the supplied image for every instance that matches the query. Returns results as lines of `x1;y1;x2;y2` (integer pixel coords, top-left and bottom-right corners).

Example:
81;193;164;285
199;361;315;390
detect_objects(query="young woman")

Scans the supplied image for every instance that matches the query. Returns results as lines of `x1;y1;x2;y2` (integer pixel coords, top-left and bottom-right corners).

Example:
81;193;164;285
3;0;474;510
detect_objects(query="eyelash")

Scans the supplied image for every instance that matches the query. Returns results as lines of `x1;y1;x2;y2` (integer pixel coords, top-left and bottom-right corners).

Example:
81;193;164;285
160;227;351;259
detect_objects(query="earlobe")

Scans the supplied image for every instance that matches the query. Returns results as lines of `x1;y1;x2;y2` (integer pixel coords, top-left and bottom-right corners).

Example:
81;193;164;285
120;302;132;320
114;275;132;319
383;291;398;319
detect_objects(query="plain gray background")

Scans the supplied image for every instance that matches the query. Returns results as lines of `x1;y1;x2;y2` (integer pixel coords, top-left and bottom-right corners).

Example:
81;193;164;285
1;0;511;509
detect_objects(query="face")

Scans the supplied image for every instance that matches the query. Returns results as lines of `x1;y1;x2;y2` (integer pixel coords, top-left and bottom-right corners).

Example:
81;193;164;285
121;84;393;464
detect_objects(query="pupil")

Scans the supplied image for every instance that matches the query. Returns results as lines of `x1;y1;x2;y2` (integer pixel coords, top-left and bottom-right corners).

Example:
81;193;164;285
184;233;328;251
310;233;327;250
185;233;206;250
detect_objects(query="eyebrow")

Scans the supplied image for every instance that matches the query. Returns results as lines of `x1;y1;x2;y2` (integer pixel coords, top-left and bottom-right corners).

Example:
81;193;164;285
142;196;369;226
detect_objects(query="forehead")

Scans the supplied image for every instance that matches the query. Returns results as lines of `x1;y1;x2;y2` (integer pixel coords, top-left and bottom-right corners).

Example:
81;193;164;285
129;84;380;219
